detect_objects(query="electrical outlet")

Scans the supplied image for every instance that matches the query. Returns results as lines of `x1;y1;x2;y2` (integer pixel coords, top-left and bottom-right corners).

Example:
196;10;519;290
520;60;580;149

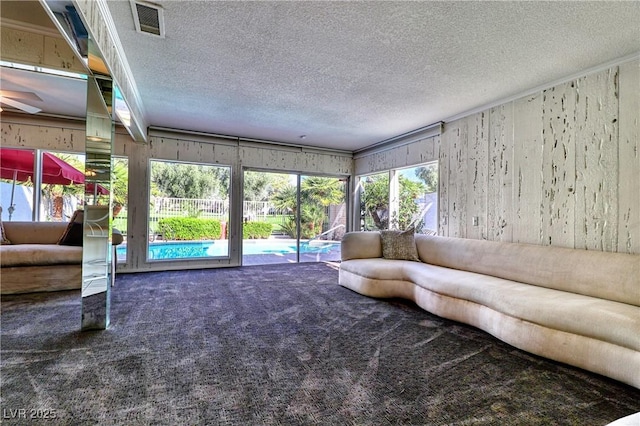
472;216;479;226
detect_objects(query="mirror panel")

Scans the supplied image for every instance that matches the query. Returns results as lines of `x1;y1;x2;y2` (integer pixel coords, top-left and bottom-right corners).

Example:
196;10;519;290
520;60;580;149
38;0;135;330
81;74;114;330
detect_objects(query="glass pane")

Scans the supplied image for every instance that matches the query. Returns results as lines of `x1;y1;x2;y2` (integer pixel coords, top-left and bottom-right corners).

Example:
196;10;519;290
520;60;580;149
397;163;438;233
39;151;85;222
0;148;40;222
242;170;296;266
112;157;129;263
358;172;390;231
0;148;107;224
148;160;231;261
299;175;346;263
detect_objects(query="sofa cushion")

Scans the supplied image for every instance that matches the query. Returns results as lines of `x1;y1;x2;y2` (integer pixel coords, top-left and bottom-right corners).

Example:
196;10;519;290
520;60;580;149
340;257;413;281
0;244;82;267
58;210;84;246
341;232;382;261
3;222;67;244
380;228;419;261
415;234;640;307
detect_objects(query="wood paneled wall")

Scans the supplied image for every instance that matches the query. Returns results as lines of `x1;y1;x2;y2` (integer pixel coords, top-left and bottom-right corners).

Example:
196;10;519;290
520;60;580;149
439;60;640;254
0;115;131;155
0;26;85;73
354;135;440;176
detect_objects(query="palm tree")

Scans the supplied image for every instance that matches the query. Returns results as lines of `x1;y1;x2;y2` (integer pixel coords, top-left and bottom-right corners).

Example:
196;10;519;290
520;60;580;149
272;177;344;239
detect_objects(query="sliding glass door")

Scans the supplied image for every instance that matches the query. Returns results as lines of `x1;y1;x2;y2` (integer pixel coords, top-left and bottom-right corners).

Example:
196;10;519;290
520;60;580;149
242;170;296;265
299;175;346;263
242;170;347;265
397;164;438;233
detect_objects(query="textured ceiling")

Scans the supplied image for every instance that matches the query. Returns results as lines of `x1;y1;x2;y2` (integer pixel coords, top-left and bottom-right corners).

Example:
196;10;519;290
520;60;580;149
2;1;640;152
105;1;640;151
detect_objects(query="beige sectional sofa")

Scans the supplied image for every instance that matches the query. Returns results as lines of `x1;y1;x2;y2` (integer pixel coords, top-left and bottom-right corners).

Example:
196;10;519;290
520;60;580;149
1;221;123;294
339;231;640;389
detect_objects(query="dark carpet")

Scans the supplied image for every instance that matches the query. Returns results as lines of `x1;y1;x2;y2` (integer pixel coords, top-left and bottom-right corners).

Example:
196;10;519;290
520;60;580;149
1;263;639;425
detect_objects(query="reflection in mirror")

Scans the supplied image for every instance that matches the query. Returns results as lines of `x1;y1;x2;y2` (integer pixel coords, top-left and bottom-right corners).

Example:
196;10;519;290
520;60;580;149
39;0;135;330
81;75;114;330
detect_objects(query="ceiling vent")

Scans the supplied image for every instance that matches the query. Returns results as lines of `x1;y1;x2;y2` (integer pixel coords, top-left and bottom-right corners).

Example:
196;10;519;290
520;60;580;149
130;1;164;37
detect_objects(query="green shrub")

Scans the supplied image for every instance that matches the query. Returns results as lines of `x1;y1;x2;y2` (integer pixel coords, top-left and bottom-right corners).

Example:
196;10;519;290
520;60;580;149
243;221;272;239
158;217;221;240
279;216;323;239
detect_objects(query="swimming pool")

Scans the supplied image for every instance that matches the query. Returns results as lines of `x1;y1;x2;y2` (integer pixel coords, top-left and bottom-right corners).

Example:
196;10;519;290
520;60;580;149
116;239;341;261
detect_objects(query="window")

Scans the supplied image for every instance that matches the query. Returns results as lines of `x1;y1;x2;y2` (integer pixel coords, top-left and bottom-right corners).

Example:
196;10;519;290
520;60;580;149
358;162;438;233
0;148;86;222
242;170;347;265
148;160;231;261
396;163;438;233
358;171;390;231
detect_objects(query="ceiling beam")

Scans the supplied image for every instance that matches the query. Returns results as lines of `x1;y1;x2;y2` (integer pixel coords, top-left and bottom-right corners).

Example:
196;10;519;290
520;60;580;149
72;0;148;143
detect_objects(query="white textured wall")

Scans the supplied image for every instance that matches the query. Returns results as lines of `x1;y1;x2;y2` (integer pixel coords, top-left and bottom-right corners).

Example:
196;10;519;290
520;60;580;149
439;60;640;254
0;115;130;155
0;26;86;73
354;135;440;176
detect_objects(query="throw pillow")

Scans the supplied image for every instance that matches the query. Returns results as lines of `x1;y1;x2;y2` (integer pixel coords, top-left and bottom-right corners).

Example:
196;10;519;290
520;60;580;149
58;209;84;246
380;227;419;261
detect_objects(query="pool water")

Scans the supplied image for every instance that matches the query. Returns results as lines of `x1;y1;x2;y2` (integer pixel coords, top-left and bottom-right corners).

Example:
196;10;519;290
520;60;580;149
116;239;340;260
